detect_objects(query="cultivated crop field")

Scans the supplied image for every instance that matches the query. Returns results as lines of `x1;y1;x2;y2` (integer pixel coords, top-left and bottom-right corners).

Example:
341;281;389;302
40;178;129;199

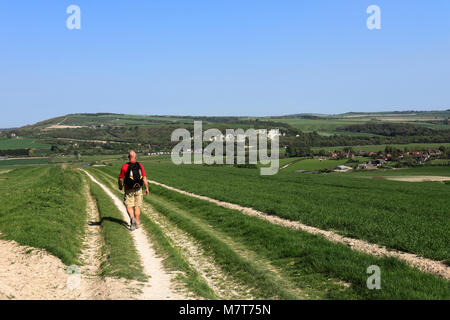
87;164;450;299
281;159;358;172
270;118;368;135
97;157;450;264
0;138;50;150
0;158;49;166
312;143;450;153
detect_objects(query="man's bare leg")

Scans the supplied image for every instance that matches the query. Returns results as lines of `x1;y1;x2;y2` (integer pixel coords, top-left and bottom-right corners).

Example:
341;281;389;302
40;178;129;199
134;206;141;224
126;207;135;222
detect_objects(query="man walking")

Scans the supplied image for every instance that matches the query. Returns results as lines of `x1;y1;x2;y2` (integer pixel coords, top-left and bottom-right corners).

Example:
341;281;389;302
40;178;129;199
118;151;149;231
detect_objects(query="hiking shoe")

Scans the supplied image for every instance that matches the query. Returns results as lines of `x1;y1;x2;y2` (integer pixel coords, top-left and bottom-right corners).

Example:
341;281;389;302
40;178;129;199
130;217;136;231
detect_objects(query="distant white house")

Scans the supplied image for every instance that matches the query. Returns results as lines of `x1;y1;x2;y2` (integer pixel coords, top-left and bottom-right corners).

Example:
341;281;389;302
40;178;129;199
334;165;352;172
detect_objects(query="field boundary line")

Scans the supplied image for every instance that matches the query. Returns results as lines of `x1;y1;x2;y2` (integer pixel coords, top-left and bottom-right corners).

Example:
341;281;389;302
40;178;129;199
82;170;186;299
149;179;450;280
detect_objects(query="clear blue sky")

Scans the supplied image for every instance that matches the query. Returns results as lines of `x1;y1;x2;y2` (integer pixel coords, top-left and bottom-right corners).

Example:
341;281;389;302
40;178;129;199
1;0;449;127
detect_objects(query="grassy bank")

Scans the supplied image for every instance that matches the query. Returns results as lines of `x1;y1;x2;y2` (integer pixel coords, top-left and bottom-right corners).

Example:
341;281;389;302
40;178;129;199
0;166;85;265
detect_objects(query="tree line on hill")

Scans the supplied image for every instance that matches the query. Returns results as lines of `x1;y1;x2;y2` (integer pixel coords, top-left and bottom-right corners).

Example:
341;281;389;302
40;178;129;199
0;149;30;157
335;122;448;136
280;123;450;157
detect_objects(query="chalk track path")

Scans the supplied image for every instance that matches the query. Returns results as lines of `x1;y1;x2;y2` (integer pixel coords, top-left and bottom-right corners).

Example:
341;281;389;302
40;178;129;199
83;170;186;299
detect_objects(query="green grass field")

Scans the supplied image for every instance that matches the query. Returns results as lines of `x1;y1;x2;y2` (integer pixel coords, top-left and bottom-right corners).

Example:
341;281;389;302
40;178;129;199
282;159;352;172
429;159;450;165
0;158;49;166
0;145;448;299
353;166;450;177
0;166;85;265
96;157;450;263
312;143;450;153
88;167;450;299
0;138;50;150
271;118;366;133
49;154;123;164
0;157;447;299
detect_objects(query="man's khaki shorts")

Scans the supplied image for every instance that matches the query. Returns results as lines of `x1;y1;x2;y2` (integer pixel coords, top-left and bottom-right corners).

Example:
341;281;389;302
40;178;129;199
124;188;143;208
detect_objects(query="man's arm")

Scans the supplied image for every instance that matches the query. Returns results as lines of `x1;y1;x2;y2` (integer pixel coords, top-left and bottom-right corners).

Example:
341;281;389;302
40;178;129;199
143;177;149;196
140;163;149;196
118;164;127;190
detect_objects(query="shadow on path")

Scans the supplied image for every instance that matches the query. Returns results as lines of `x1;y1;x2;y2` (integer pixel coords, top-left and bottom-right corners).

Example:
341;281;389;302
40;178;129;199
88;217;129;228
